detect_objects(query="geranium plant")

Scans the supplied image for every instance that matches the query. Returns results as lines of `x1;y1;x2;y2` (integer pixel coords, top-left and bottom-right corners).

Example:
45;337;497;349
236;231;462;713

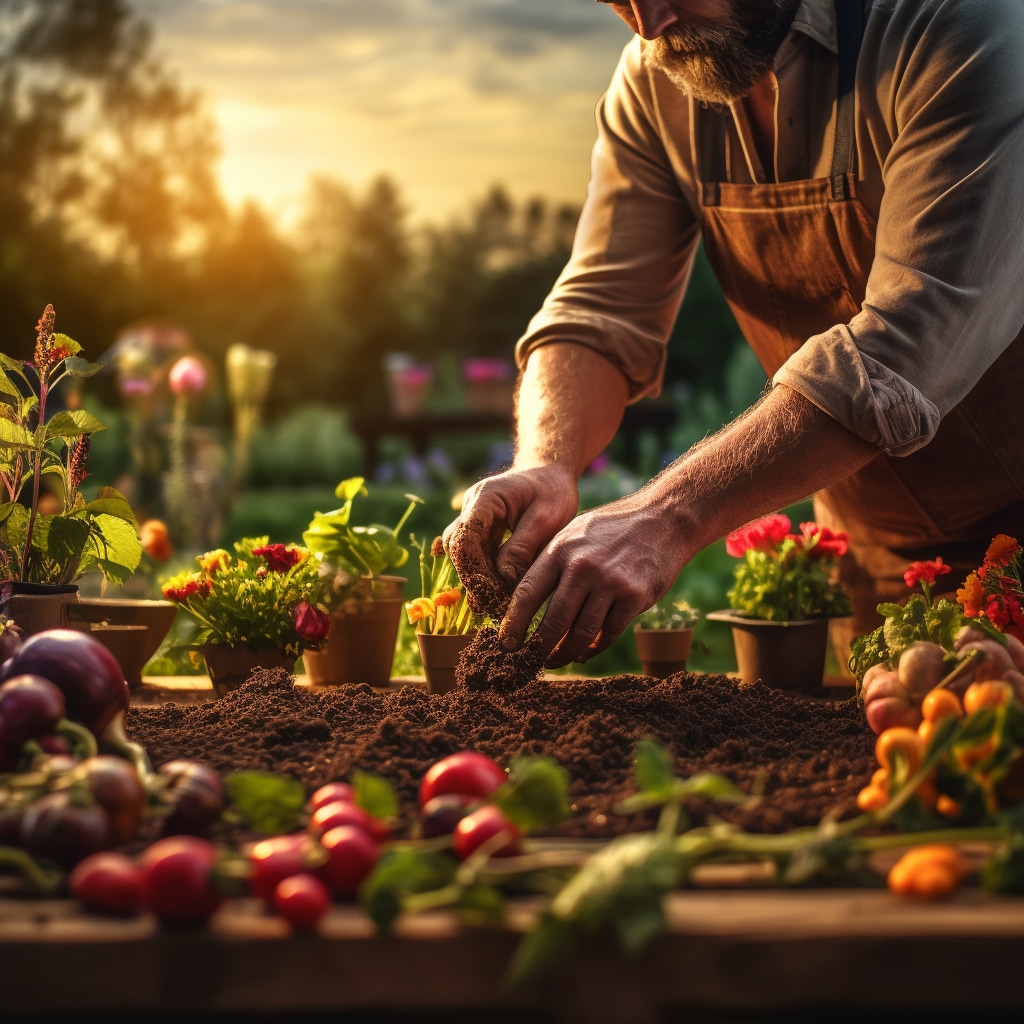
160;537;331;660
0;305;141;586
957;534;1024;642
405;535;481;636
724;513;852;622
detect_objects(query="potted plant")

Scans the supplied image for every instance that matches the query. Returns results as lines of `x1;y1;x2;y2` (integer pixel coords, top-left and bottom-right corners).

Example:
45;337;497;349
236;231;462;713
0;306;141;634
706;512;852;691
405;534;484;694
300;477;421;687
160;537;331;697
633;596;701;679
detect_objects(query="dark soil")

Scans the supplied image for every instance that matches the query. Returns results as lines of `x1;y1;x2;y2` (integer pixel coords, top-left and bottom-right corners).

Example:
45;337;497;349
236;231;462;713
126;628;876;840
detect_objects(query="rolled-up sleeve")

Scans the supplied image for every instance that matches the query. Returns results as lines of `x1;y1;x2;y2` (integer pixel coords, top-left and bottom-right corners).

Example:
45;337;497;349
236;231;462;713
775;0;1024;455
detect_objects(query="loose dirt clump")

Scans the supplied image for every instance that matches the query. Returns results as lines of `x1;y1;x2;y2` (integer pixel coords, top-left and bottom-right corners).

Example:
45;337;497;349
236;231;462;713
127;654;876;840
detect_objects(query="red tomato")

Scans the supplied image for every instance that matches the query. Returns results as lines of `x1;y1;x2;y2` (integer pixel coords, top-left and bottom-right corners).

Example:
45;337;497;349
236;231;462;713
307;781;355;813
248;832;314;904
138;835;223;925
308;799;376;839
68;851;144;917
418;751;507;808
316;825;379;898
452;804;521;860
272;872;331;931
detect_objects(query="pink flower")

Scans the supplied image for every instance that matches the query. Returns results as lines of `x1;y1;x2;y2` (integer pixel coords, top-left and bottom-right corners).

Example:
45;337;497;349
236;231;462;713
168;355;208;396
726;514;791;557
294;601;330;642
462;357;511;383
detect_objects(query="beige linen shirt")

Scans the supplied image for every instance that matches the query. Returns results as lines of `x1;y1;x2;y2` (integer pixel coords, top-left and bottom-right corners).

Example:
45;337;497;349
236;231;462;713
515;0;1024;456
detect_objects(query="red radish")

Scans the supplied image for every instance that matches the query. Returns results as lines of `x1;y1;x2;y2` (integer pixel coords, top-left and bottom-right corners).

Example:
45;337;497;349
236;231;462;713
0;674;66;769
68;851;144;917
138;835;223;925
248;832;316;903
317;825;379;898
157;760;226;837
308;799;376;839
272;872;331;930
452;804;521;860
68;755;147;844
307;780;355;812
418;751;507;808
19;791;112;868
419;793;479;839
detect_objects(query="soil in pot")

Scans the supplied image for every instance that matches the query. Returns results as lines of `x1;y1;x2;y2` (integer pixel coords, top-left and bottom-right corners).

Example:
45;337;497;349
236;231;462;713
127;628;876;844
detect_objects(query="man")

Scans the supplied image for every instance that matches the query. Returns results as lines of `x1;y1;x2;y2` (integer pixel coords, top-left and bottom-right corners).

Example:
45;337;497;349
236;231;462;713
446;0;1024;671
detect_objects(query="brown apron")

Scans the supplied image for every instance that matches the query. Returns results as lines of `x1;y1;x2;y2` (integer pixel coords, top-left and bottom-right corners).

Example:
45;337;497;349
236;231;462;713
696;0;1024;666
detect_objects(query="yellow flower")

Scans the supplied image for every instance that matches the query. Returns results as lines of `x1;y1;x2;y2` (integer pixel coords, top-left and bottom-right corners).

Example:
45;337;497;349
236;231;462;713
200;549;230;575
405;597;435;625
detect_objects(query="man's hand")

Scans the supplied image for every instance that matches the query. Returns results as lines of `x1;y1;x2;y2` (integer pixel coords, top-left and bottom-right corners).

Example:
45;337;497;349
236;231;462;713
443;462;579;619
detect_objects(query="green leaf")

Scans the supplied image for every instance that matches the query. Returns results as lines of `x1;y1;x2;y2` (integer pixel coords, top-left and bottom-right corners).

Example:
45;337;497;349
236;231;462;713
506;911;577;988
64;355;106;378
223;770;307;834
361;846;457;930
43;409;106;440
980;833;1024;895
633;738;675;799
494;755;571;833
352;770;399;821
0;418;35;450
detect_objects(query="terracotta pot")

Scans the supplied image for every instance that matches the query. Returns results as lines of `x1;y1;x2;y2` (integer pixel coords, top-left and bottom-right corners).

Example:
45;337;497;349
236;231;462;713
201;643;296;699
706;609;832;691
72;624;151;689
303;575;406;688
633;626;693;679
0;583;80;636
65;598;177;685
416;630;478;695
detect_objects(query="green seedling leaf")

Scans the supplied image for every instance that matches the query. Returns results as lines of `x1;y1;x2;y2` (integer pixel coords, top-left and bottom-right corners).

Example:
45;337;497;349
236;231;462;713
224;770;307;835
494;755;571;833
352;770;399;821
361;846;457;930
633;738;675;799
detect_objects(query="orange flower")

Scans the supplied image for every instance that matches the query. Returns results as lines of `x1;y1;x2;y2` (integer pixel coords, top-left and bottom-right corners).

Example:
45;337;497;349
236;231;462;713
139;519;173;562
405;597;435;625
985;534;1019;567
199;549;230;575
434;587;463;608
957;572;985;617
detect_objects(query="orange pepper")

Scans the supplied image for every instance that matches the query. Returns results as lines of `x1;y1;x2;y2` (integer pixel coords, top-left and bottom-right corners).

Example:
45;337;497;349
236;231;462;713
856;784;889;813
917;719;936;746
875;727;924;776
887;843;965;900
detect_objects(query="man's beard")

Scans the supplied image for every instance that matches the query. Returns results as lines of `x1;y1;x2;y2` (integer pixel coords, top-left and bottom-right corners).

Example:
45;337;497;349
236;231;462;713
641;0;801;105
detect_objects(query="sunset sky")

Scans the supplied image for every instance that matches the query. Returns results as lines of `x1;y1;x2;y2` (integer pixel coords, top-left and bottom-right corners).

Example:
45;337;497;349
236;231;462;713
142;0;634;228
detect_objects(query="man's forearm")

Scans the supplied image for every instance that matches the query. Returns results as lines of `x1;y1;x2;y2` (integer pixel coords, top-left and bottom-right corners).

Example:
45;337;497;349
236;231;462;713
642;383;880;561
514;344;630;476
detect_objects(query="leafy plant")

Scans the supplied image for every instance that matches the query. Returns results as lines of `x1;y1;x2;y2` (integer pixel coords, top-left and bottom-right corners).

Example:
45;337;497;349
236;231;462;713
0;306;140;587
302;477;420;610
724;513;852;622
161;537;331;660
635;596;700;630
957;534;1024;642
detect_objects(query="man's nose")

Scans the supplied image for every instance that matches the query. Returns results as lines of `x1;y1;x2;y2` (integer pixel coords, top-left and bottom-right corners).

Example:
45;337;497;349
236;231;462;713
627;0;680;39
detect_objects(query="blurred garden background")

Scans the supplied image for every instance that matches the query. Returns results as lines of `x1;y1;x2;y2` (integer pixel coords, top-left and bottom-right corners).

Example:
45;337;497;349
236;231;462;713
0;0;816;677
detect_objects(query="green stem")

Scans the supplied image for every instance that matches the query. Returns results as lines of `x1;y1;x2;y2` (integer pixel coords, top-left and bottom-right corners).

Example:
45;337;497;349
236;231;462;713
0;844;64;894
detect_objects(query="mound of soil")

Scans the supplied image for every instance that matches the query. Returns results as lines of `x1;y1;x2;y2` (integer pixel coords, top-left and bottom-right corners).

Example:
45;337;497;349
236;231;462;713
126;628;876;839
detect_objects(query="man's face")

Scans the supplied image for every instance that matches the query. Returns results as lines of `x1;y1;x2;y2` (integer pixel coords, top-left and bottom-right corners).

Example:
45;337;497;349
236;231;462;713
603;0;801;104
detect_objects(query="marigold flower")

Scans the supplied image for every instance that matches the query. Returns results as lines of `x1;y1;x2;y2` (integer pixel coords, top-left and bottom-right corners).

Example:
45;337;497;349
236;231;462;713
253;543;303;573
293;601;330;642
984;534;1019;568
957;572;985;617
162;574;212;602
904;558;951;590
199;549;230;575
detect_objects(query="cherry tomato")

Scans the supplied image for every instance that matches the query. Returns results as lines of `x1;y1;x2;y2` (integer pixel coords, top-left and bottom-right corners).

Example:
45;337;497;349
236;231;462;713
921;688;963;723
248;832;315;904
138;835;223;925
68;850;144;917
418;751;507;808
316;825;379;898
452;804;521;860
308;799;376;839
307;781;355;812
963;680;1013;714
272;872;331;931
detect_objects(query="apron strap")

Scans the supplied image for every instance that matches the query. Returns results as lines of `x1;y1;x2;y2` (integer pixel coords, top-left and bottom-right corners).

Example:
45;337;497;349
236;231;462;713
699;0;874;206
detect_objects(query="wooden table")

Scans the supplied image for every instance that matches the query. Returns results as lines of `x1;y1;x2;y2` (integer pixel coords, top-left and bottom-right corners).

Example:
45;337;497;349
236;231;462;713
4;676;1019;1023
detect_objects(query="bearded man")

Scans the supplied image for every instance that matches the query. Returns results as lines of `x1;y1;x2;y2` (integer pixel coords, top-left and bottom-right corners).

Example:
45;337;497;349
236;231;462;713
446;0;1024;673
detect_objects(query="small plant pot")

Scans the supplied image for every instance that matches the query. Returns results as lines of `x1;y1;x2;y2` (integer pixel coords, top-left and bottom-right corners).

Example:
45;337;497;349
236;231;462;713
303;576;406;688
0;583;80;636
71;623;151;689
416;630;478;695
65;598;177;683
706;610;832;691
633;626;693;679
202;644;297;699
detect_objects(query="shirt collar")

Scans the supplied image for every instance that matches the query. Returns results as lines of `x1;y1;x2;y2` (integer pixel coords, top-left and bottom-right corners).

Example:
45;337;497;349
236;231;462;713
789;0;839;56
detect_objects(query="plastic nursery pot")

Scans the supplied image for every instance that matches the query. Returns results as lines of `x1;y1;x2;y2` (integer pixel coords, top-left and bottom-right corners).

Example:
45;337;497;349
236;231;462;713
201;644;297;699
633;626;693;680
416;630;478;695
303;576;406;689
705;610;832;692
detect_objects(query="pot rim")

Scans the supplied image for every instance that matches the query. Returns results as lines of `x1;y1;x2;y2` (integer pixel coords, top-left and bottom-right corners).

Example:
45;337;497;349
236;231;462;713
705;609;849;627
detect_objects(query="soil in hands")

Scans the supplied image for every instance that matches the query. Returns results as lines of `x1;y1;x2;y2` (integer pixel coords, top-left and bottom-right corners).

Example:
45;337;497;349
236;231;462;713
127;626;876;840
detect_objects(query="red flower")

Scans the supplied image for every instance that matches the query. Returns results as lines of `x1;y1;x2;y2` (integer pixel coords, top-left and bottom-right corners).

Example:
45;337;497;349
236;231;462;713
903;558;952;590
162;575;212;602
293;601;330;642
253;544;303;573
799;522;849;559
725;514;791;557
